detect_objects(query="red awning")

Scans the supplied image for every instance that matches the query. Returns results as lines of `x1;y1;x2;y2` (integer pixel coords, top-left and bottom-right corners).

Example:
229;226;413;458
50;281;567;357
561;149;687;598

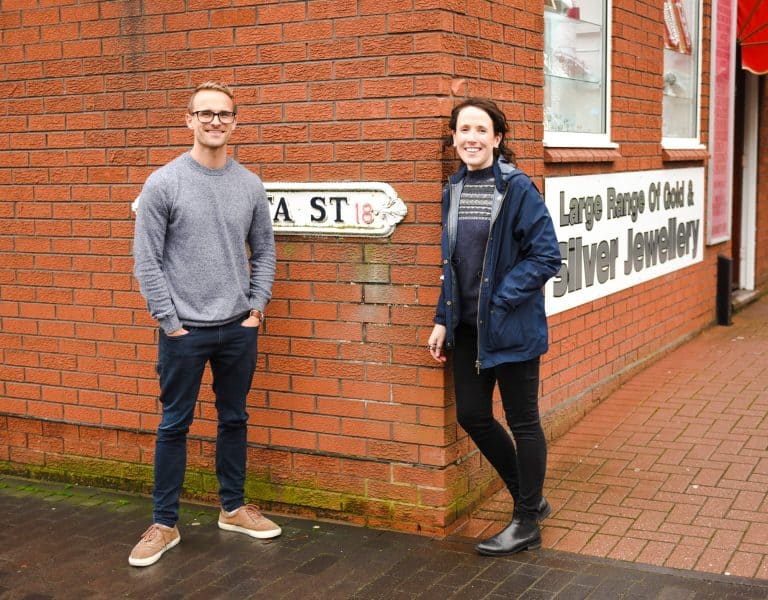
739;0;768;74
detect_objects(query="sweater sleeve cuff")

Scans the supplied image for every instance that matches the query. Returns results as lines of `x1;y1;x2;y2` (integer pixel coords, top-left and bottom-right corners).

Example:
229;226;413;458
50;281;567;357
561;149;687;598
159;314;182;334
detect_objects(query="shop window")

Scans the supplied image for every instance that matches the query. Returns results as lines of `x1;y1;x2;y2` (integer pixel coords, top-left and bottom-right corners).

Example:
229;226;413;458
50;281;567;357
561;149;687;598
544;0;612;148
662;0;702;146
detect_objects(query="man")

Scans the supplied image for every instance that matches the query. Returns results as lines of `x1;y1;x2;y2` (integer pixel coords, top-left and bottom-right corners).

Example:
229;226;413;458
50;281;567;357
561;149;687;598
130;81;278;567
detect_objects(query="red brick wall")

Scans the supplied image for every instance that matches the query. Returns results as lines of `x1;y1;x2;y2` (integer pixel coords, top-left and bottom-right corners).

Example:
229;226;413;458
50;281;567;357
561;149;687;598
0;0;745;533
0;0;502;534
537;0;724;428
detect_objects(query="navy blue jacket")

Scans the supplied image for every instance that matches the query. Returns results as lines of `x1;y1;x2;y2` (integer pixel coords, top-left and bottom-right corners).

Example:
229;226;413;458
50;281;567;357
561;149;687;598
434;157;561;369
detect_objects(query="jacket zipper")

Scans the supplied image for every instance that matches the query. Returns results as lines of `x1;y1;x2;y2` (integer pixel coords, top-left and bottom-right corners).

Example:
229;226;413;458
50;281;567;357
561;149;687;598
475;220;493;374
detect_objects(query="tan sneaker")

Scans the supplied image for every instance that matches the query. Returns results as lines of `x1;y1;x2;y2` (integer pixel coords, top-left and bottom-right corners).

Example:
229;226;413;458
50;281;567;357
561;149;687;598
218;504;282;539
128;523;180;567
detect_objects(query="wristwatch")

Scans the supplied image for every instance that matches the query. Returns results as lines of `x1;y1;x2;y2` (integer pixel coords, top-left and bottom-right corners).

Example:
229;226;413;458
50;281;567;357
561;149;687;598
250;309;264;321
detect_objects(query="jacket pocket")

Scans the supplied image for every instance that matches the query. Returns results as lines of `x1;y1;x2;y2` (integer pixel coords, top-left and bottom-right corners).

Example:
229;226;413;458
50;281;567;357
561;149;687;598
486;298;528;353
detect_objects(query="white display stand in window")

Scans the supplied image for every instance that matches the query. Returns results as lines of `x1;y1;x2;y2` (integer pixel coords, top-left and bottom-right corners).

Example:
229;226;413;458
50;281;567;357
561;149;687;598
544;7;605;135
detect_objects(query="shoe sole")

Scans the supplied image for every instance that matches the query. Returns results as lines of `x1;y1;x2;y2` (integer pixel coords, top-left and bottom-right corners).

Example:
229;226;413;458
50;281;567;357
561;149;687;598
475;537;542;557
128;534;181;567
218;520;282;539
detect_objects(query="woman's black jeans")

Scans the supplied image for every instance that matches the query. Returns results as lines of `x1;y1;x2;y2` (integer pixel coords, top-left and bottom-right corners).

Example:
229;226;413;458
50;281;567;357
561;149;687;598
452;323;547;520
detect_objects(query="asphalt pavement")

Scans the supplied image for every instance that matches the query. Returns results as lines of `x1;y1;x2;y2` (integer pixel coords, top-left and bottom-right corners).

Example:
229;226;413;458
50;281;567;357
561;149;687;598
1;473;767;599
3;296;768;598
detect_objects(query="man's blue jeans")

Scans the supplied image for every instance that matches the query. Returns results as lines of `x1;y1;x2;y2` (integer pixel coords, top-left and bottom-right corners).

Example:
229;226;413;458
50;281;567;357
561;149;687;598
152;320;258;527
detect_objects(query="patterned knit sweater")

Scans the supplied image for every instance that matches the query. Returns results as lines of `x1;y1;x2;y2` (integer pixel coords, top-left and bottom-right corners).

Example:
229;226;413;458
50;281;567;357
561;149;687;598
454;165;494;327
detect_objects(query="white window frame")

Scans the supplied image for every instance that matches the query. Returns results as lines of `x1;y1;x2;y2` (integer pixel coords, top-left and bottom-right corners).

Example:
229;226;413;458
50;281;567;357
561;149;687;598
661;0;704;149
543;0;615;149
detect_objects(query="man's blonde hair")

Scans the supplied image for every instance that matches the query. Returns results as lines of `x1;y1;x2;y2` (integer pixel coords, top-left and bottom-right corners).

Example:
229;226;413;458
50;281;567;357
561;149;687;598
187;81;236;113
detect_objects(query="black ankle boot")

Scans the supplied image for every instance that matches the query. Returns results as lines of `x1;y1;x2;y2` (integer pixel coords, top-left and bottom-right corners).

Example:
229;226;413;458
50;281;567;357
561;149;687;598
475;516;541;556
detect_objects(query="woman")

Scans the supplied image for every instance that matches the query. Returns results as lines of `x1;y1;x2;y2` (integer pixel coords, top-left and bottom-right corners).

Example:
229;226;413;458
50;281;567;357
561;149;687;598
428;98;561;556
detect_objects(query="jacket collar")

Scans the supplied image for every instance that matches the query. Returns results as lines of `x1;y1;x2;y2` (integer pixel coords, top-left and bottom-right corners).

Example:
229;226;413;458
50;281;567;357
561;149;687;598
449;157;518;192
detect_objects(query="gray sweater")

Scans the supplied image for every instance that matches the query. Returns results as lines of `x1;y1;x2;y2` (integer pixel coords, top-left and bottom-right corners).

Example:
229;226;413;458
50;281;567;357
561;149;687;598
133;152;276;334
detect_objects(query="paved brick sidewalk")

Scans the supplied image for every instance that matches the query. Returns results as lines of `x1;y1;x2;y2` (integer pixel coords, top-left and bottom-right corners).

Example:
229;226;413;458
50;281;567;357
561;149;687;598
460;295;768;581
2;475;768;599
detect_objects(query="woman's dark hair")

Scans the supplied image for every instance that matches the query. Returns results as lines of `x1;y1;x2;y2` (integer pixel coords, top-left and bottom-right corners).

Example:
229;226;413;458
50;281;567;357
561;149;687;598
447;97;515;163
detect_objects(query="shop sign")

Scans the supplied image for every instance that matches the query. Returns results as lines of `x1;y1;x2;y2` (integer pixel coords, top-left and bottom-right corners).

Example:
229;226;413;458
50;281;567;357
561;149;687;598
544;167;705;315
265;182;407;237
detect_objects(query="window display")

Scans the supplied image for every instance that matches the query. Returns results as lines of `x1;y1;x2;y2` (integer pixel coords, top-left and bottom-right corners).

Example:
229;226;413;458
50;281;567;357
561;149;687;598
544;0;607;139
662;0;700;140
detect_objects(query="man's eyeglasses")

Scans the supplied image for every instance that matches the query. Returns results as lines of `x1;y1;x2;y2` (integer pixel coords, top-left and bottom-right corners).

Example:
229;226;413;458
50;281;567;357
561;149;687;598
191;110;236;124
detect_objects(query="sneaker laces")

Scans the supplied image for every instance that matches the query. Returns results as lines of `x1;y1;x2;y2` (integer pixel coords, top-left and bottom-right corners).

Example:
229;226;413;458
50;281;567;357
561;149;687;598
232;504;264;523
240;504;264;521
139;524;164;542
